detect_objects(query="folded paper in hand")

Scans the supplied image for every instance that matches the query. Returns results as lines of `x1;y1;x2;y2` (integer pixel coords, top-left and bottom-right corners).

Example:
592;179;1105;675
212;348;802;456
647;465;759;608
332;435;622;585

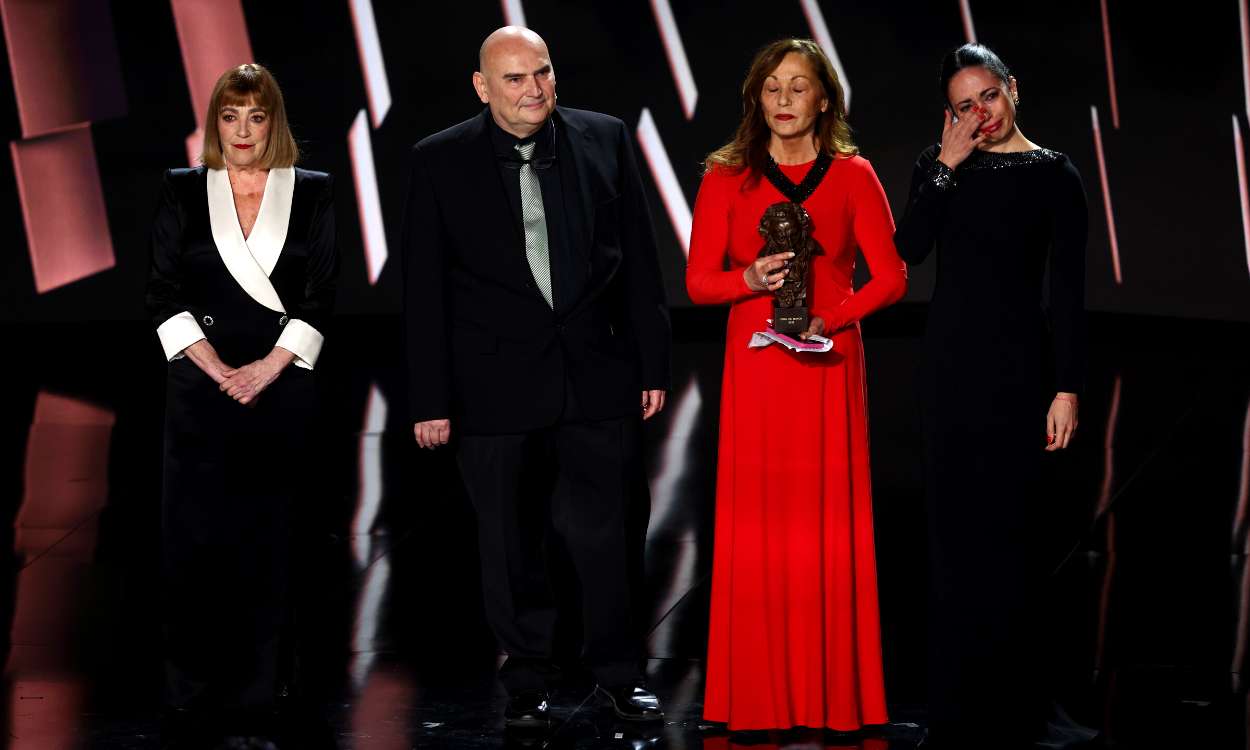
749;327;833;353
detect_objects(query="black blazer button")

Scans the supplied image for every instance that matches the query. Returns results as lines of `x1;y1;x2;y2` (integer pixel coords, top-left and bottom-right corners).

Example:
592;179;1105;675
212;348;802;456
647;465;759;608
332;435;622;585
202;315;214;327
279;315;289;326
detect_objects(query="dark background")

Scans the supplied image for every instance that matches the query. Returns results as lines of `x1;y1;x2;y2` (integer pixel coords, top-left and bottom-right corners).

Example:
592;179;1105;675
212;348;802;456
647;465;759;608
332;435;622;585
1;0;1247;322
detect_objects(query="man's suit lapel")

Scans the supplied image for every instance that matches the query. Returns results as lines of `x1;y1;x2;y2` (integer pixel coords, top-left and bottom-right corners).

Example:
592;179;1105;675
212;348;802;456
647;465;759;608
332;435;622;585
560;108;630;322
558;108;616;320
557;109;593;268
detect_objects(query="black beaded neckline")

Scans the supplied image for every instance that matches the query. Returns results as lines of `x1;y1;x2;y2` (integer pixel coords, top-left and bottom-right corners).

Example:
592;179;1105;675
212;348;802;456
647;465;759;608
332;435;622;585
762;151;833;203
959;147;1064;173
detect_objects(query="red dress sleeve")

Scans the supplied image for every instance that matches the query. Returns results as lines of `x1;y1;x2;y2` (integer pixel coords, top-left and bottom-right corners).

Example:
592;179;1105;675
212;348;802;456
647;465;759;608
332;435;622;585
813;159;908;330
686;167;756;305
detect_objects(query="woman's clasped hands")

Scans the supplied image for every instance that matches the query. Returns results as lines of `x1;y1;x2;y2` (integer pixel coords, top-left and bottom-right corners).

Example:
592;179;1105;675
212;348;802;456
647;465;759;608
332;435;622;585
182;339;294;406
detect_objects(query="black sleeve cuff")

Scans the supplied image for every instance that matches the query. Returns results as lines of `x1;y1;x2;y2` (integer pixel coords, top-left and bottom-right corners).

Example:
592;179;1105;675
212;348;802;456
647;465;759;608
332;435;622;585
925;159;957;193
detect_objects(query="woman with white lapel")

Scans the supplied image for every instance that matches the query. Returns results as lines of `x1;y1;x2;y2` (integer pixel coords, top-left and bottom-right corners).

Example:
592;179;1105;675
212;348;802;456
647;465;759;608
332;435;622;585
146;63;336;746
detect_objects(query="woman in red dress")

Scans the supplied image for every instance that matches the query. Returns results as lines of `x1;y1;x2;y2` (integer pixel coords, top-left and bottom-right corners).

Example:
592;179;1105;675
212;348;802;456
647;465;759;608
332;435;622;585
687;38;907;732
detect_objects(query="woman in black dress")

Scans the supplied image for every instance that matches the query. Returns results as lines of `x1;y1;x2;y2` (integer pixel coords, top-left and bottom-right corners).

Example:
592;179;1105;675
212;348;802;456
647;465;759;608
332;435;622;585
894;45;1088;748
147;63;336;746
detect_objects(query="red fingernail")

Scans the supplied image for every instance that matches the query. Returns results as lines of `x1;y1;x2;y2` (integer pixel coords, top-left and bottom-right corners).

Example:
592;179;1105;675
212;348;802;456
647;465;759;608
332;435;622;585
1047;435;1055;444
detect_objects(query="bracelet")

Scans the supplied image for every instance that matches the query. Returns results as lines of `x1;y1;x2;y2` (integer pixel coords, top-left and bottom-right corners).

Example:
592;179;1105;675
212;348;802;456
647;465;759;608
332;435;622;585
1054;393;1078;404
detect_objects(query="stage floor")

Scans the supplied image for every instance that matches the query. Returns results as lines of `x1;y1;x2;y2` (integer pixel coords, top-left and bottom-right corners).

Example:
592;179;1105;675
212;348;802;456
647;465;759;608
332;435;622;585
1;306;1247;749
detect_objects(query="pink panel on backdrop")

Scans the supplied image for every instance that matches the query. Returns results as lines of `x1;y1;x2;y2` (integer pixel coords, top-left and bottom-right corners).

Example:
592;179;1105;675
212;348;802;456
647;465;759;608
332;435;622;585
170;0;254;129
16;391;113;552
352;668;416;749
959;0;977;43
10;126;116;293
5;678;84;747
9;551;101;648
1241;0;1249;124
186;127;204;168
4;390;108;743
1095;376;1123;518
1100;0;1121;129
1235;118;1250;279
0;0;126;138
349;110;389;283
32;391;115;425
1090;106;1123;285
500;0;526;28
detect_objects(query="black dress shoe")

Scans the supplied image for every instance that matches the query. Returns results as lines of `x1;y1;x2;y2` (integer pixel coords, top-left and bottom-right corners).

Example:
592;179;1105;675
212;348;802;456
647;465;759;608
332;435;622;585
596;684;663;721
504;689;552;728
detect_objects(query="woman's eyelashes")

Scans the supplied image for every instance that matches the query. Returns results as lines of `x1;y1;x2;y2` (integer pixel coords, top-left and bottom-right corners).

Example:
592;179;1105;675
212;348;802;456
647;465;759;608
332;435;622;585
219;113;266;124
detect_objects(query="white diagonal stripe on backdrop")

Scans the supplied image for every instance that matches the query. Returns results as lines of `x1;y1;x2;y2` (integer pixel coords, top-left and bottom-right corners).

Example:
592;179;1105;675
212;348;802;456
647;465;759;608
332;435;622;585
636;108;692;257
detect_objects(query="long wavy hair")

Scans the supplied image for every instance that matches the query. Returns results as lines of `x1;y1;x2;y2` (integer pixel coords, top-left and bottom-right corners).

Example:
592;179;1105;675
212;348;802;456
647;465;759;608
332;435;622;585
704;38;856;177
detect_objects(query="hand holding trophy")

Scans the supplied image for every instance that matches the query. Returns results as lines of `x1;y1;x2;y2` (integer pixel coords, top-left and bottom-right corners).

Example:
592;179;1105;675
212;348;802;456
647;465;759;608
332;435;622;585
757;201;821;334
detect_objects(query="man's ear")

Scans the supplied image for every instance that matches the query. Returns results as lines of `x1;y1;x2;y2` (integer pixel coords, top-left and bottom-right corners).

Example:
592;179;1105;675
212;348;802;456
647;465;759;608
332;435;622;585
472;71;490;104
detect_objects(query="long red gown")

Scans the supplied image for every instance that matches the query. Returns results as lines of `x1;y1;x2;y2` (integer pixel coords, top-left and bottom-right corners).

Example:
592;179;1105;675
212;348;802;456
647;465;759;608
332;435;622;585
687;155;906;731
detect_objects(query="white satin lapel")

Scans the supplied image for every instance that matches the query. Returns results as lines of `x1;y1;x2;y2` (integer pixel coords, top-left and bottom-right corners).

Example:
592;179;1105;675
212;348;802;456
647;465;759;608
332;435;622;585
246;166;294;276
206;168;286;313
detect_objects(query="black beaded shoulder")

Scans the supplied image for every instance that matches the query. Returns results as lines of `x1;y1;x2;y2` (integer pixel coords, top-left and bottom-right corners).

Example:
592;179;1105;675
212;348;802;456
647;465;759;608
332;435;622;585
762;151;833;204
959;148;1064;173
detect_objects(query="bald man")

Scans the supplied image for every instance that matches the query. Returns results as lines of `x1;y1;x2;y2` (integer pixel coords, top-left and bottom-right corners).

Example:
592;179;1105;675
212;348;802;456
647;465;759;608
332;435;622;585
400;27;670;726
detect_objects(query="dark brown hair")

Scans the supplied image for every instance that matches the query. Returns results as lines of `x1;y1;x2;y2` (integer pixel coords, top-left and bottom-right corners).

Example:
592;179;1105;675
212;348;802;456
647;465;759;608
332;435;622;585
939;43;1012;109
705;38;856;176
200;63;299;169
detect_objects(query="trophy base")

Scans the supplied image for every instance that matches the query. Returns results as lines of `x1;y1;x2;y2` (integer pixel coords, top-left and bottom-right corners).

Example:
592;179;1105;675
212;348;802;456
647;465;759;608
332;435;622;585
772;306;808;335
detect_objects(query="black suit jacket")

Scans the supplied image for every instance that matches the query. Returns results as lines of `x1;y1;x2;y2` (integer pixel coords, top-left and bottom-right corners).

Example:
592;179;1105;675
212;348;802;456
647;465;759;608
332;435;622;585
146;167;337;365
402;107;671;434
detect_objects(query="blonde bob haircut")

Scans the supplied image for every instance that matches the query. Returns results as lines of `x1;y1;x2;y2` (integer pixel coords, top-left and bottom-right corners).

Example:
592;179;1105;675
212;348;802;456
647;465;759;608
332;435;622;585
705;38;856;177
200;63;299;170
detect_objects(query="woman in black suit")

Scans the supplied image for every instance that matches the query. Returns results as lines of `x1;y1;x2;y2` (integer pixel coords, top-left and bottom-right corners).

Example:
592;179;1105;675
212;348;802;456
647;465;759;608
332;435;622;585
146;63;336;745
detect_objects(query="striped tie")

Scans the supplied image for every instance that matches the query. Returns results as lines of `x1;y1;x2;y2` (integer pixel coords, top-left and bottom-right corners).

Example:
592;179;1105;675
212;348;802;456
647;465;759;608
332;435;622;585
516;141;553;308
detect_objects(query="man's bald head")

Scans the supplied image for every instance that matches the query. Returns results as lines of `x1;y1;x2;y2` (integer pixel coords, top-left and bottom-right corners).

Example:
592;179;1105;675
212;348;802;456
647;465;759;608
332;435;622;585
472;26;557;138
478;26;549;74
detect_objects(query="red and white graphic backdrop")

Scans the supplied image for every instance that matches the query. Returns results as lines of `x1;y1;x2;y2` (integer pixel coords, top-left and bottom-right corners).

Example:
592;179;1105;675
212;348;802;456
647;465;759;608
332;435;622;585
0;1;1246;322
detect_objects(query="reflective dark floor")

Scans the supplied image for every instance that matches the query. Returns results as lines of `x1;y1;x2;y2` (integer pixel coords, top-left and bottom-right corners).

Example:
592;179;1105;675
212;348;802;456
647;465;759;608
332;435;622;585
2;306;1247;748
